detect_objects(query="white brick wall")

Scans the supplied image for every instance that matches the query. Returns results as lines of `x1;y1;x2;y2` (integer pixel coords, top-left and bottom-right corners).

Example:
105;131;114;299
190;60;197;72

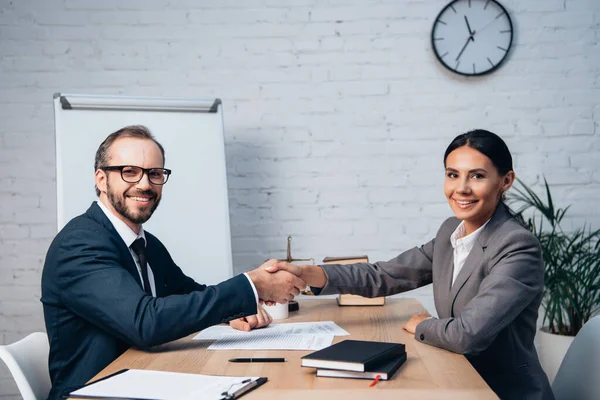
1;0;599;397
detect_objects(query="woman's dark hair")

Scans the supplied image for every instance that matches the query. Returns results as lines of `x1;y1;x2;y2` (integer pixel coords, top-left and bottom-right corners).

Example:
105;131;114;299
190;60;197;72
444;129;513;175
444;129;524;223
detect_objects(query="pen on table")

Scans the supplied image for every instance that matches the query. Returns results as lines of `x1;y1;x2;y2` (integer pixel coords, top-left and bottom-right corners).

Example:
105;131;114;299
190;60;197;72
369;374;381;387
228;357;286;363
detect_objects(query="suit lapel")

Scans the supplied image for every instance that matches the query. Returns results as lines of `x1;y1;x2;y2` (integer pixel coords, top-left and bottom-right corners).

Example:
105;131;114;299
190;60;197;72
145;240;167;297
86;202;144;289
447;203;513;316
438;242;455;319
448;243;485;316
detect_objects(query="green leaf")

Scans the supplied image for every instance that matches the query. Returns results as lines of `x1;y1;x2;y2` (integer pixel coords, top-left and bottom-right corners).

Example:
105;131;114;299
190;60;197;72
511;177;600;335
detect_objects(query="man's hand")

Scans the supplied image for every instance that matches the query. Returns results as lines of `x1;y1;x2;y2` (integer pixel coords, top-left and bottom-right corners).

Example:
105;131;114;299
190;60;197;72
265;261;302;277
261;262;304;306
264;261;327;289
230;304;273;332
246;259;306;304
402;313;431;334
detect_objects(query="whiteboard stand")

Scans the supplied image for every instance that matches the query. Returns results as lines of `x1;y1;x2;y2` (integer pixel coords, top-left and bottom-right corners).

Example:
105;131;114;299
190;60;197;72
53;93;233;285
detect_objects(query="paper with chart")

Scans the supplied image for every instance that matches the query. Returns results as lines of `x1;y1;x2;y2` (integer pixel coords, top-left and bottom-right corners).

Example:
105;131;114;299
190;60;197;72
193;321;349;350
69;369;260;400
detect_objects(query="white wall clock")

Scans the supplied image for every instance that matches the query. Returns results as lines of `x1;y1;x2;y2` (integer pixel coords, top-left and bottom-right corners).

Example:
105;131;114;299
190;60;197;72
431;0;514;76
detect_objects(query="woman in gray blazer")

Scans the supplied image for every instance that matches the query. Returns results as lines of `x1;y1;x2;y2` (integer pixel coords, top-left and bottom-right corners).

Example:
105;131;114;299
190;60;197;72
269;130;554;400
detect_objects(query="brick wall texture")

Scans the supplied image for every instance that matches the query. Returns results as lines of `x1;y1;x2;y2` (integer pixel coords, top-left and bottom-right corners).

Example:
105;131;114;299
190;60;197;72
1;0;599;397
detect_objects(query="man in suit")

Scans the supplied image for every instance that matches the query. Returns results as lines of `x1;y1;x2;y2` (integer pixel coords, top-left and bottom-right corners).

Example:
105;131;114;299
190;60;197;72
41;125;305;400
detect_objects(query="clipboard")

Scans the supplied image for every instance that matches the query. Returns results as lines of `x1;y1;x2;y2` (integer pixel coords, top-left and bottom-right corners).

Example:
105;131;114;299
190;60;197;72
66;369;134;400
65;369;268;400
221;377;268;400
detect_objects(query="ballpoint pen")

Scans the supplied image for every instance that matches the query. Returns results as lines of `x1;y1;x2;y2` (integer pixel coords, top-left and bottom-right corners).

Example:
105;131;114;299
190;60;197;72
228;357;286;363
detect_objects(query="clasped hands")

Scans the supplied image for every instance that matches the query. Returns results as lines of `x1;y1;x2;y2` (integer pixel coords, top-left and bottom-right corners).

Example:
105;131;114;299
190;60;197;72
230;260;304;332
246;259;305;305
234;260;431;333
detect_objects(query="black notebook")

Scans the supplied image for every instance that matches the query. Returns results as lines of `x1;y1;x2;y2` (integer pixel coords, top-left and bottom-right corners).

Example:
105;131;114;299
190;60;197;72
317;352;407;380
301;339;406;372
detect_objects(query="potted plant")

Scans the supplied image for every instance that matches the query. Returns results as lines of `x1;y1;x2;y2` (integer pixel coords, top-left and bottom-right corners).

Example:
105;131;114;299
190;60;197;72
508;178;600;382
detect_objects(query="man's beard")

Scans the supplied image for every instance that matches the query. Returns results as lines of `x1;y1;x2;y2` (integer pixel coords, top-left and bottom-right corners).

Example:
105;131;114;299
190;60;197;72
107;179;161;225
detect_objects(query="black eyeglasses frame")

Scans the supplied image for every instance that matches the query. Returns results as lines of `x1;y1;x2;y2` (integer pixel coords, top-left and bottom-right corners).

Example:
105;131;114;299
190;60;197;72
101;165;172;185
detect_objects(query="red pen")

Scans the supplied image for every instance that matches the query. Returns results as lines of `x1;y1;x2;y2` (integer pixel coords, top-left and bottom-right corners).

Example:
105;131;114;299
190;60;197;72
369;374;381;387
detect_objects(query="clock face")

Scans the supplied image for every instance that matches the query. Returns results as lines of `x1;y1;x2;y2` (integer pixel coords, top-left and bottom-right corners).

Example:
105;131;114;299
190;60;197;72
431;0;513;76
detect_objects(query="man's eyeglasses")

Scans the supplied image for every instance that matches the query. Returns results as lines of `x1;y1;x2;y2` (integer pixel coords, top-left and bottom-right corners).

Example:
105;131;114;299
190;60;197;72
102;165;172;185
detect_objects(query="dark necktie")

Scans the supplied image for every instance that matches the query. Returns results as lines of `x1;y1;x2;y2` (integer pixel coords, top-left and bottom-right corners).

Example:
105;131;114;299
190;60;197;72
130;238;153;296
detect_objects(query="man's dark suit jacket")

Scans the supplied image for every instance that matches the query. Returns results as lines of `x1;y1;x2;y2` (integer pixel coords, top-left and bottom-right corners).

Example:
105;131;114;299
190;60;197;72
41;202;257;400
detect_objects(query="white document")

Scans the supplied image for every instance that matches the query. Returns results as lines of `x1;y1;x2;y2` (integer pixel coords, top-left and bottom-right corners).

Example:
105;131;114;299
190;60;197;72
195;321;349;339
206;332;333;350
193;321;348;350
69;369;261;400
275;321;350;336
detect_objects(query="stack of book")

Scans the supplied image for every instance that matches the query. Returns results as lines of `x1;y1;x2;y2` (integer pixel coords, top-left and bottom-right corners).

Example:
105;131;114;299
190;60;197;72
322;256;386;306
301;339;407;381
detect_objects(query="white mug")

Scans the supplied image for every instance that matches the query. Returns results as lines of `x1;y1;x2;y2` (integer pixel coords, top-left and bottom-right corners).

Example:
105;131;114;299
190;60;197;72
264;303;289;320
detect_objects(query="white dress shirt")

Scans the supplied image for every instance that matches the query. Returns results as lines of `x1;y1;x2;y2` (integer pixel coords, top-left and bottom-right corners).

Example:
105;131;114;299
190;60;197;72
97;200;157;296
450;219;491;286
96;201;258;303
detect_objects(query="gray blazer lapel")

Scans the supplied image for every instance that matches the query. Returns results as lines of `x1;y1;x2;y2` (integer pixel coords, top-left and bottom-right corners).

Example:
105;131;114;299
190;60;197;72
449;243;485;315
438;244;455;319
447;204;513;316
431;219;459;320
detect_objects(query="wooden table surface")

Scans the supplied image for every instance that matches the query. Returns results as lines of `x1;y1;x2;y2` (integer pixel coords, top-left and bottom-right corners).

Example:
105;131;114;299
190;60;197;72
89;297;498;399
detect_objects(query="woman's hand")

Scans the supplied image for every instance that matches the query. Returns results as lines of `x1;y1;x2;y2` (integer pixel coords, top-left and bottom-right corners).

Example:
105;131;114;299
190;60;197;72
229;304;273;332
402;313;431;334
264;262;328;289
265;261;302;277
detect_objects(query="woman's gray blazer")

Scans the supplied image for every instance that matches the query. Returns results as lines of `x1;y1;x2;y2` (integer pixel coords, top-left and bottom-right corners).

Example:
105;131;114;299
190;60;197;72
318;204;554;400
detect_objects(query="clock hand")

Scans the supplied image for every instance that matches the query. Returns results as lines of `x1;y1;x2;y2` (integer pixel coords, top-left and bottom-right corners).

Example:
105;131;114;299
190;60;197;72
455;35;473;61
464;15;475;41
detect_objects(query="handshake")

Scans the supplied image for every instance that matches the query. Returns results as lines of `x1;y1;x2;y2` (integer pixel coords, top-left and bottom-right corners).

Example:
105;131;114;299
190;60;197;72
246;260;305;304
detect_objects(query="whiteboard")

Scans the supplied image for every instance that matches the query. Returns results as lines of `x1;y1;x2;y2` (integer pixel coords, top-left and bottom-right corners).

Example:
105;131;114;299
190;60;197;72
53;93;233;285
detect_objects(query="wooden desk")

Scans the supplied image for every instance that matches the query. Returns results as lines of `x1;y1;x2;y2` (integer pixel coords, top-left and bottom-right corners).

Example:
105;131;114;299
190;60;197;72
90;298;497;399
